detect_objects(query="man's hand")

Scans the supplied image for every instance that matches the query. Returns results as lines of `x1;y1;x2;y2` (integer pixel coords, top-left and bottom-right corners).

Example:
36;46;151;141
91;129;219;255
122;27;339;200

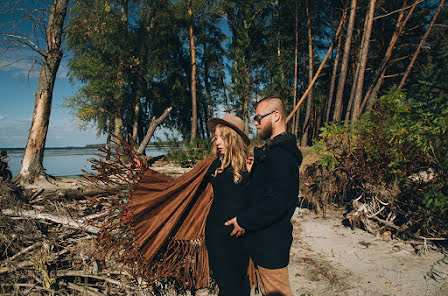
225;217;246;237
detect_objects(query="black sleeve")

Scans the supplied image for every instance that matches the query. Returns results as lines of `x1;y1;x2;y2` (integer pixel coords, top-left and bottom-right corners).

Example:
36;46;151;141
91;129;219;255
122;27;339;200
237;148;297;231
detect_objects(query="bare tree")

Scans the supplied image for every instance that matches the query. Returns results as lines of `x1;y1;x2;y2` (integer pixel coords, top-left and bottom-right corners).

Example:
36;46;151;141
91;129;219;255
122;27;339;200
0;0;69;185
333;0;357;121
361;0;418;113
291;3;300;136
326;9;346;123
351;0;376;123
188;0;198;144
301;0;314;146
397;0;445;91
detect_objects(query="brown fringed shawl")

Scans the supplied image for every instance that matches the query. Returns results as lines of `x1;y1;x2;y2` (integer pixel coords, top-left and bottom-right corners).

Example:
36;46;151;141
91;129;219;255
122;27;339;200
130;156;215;287
83;140;257;289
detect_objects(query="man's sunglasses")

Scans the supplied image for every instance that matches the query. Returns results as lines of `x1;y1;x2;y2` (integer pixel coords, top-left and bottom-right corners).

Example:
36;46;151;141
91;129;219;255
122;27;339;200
254;110;275;123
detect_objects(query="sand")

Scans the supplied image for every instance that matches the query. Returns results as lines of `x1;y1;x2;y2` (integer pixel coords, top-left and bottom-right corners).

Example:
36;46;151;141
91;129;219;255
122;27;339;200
287;208;448;296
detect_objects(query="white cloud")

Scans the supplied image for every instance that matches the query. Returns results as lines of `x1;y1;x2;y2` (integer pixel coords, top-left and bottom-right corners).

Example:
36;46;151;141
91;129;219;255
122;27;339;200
0;51;69;80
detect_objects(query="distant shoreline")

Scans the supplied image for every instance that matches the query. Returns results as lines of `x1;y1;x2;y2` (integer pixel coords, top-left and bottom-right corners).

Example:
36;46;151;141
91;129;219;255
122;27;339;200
0;144;178;152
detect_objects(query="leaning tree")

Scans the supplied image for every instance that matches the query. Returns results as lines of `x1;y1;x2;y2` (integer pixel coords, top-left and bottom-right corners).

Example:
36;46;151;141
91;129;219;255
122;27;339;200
0;0;69;185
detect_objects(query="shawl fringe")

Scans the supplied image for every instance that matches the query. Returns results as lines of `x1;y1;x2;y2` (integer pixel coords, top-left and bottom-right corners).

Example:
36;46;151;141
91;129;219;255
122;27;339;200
82;136;257;290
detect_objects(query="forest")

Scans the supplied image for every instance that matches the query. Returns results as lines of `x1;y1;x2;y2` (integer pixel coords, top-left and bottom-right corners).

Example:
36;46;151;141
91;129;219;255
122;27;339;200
0;0;447;294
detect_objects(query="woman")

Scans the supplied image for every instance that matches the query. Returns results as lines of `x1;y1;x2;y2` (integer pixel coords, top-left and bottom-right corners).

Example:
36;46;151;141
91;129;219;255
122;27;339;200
205;114;251;296
83;114;253;293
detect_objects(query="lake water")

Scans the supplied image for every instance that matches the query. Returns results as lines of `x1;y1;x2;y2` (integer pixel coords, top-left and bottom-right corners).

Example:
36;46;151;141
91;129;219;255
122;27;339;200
3;147;171;177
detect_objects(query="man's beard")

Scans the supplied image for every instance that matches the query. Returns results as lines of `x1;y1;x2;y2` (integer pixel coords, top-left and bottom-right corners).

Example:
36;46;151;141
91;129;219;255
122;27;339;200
257;122;272;140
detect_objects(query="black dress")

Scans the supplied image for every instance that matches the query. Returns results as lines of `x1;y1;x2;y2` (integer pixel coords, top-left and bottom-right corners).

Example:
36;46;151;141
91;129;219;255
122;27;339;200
205;158;251;296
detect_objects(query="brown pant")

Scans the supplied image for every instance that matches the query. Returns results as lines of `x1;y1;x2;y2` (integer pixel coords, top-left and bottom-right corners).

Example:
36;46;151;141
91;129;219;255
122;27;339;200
256;265;293;296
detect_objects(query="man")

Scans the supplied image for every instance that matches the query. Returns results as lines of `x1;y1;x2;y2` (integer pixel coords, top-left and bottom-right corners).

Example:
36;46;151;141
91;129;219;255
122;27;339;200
225;95;302;296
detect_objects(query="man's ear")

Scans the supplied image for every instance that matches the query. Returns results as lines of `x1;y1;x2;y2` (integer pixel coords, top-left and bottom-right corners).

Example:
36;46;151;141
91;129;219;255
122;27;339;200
273;110;281;122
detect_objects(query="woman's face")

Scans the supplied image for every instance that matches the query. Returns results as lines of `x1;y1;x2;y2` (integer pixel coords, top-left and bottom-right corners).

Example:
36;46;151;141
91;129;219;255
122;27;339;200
214;126;226;156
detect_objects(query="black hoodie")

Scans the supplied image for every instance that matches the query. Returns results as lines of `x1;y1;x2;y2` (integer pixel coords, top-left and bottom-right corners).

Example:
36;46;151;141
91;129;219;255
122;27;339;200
238;132;302;269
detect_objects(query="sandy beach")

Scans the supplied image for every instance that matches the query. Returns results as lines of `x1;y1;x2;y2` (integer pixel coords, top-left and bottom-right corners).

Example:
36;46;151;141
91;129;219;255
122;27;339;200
286;208;448;296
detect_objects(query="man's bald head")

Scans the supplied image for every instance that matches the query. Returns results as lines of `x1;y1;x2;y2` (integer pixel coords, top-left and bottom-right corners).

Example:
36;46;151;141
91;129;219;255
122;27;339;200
255;95;286;120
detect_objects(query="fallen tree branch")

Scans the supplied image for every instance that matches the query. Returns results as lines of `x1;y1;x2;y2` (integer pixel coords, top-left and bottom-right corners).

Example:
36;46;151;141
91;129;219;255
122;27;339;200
62;282;104;296
2;241;42;262
371;215;400;230
2;208;99;234
137;106;173;155
58;270;134;289
0;259;33;275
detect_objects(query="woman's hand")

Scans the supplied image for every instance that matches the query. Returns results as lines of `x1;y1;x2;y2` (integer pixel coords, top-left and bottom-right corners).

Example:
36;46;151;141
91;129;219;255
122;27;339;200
225;217;246;237
131;157;143;170
246;157;254;172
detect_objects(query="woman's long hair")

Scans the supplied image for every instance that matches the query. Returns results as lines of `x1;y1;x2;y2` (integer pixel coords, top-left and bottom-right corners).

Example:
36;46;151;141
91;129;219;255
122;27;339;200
211;124;248;183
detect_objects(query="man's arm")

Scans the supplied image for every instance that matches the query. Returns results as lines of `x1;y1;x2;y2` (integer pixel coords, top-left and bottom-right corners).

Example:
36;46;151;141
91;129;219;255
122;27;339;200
236;148;297;232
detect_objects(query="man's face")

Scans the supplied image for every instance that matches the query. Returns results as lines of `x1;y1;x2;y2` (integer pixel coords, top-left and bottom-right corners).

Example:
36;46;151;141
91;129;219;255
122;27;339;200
254;103;273;140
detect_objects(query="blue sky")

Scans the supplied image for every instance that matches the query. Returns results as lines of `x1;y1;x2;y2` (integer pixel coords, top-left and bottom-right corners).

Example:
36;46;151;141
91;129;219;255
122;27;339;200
0;1;108;148
0;53;107;148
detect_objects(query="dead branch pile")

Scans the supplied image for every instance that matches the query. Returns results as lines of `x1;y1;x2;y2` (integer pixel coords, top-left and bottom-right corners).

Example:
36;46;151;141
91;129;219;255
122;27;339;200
0;142;190;295
301;157;448;243
0;151;12;181
0;183;153;295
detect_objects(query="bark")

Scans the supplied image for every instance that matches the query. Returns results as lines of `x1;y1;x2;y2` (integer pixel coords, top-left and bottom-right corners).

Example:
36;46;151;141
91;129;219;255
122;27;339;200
15;0;68;186
361;0;417;113
326;11;345;123
301;0;314;147
351;0;376;124
275;0;286;90
291;4;299;136
217;61;229;109
137;107;172;155
1;209;100;234
132;85;141;145
188;0;198;144
113;0;128;142
333;0;357;121
201;26;214;120
397;0;445;91
345;60;360;122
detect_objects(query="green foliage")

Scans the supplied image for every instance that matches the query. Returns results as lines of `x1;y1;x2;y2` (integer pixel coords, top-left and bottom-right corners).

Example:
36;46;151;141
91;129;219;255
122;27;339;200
165;139;211;168
31;243;56;290
316;88;447;183
313;122;352;170
422;188;448;216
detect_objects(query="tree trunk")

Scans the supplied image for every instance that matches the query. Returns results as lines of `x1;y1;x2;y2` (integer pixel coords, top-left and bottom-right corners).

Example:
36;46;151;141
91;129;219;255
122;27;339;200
361;0;417;112
333;0;357;121
351;0;376;124
286;12;345;124
202;31;214;120
345;60;360;122
132;89;141;145
15;0;68;185
137;107;173;155
291;4;299;136
326;11;345;123
112;0;128;144
188;0;198;144
397;0;445;91
301;0;314;147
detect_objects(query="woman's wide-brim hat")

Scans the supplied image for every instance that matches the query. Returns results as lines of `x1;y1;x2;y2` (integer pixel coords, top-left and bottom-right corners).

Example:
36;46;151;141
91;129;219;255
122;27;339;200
207;114;250;145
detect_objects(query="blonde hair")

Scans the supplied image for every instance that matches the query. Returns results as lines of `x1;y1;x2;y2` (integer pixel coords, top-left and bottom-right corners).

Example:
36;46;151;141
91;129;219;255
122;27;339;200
211;124;249;183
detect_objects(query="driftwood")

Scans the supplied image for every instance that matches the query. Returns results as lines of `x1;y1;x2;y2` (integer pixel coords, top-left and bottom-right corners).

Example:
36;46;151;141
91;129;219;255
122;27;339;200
1;208;100;234
345;193;400;235
137;106;173;155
